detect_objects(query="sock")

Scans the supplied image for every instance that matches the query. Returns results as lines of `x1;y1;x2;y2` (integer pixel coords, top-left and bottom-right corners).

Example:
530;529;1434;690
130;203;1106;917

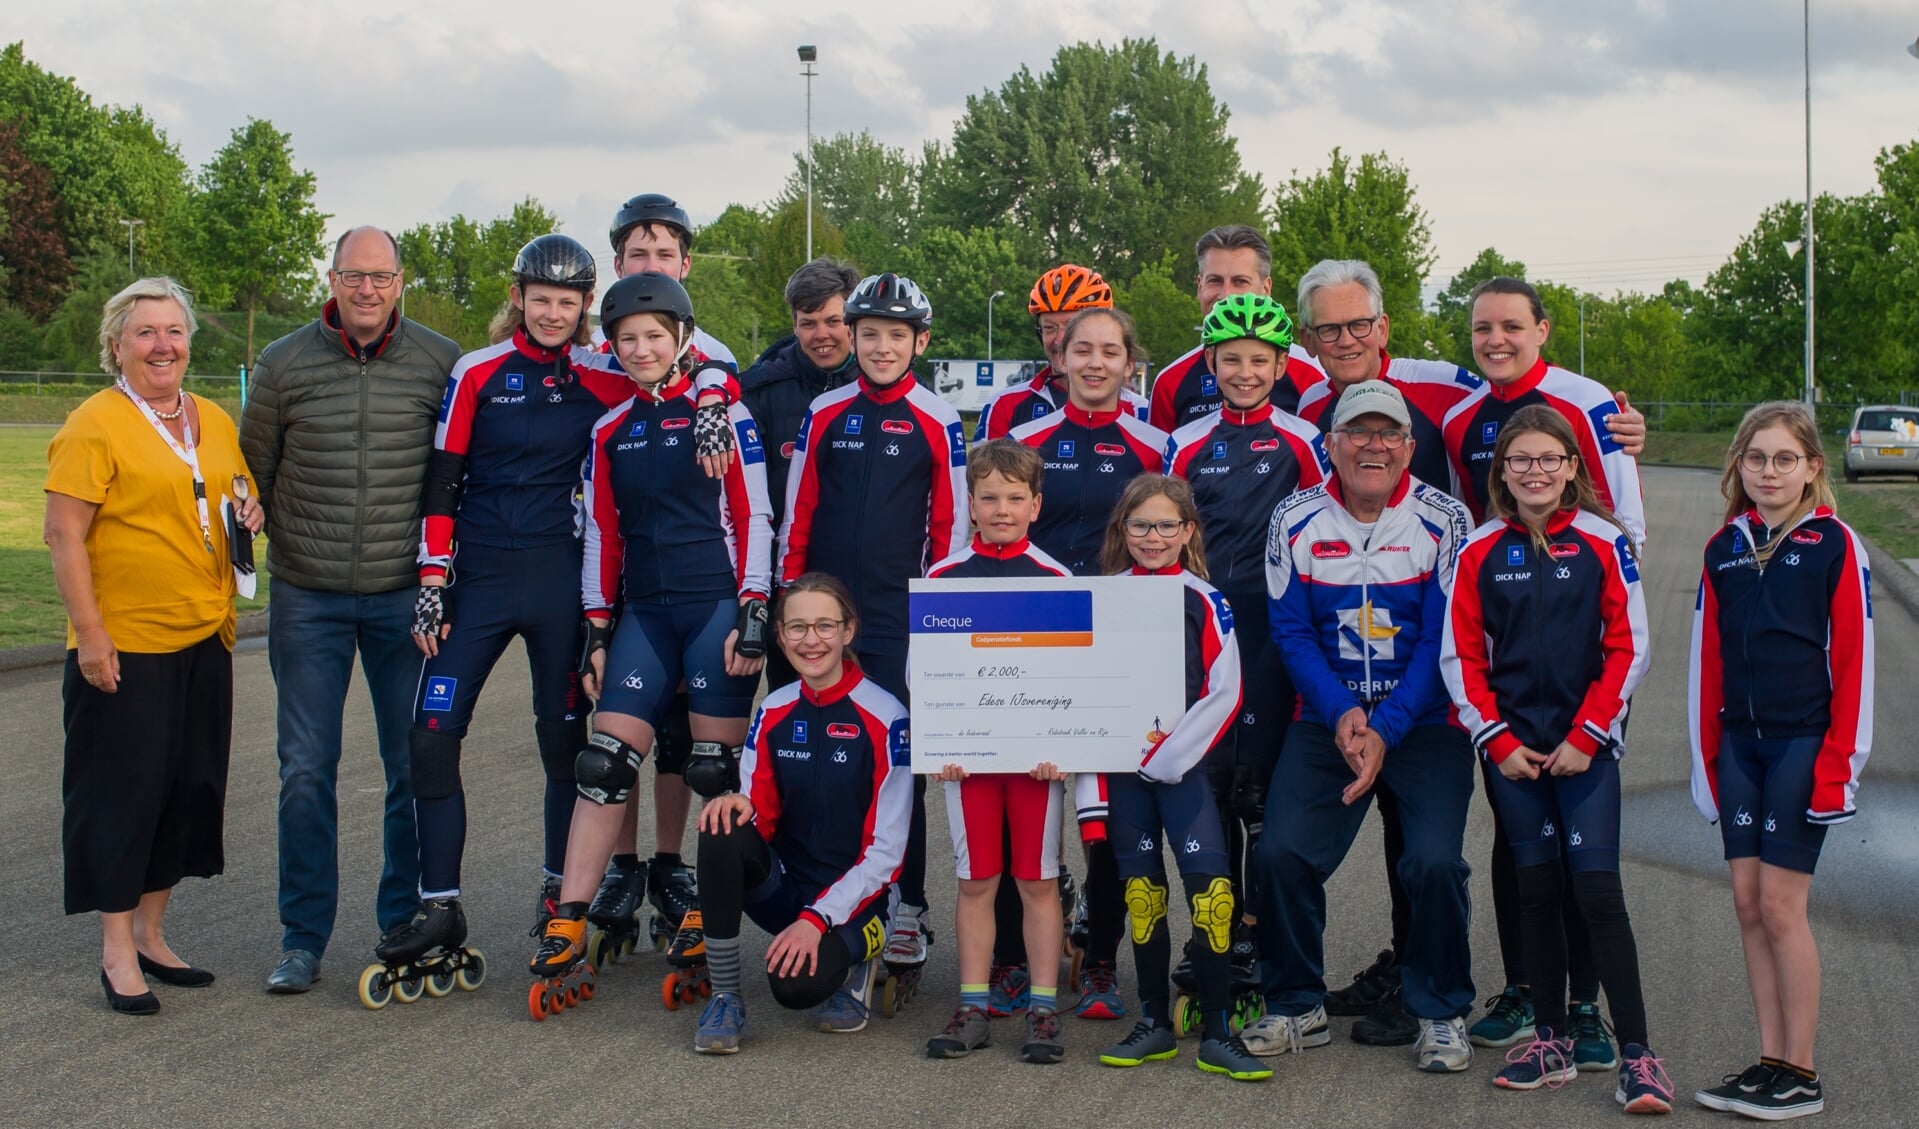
1030;984;1058;1012
1783;1061;1817;1082
652;851;682;869
707;934;743;996
557;901;588;919
960;984;989;1011
1761;1056;1786;1068
1203;1012;1231;1041
614;853;642;871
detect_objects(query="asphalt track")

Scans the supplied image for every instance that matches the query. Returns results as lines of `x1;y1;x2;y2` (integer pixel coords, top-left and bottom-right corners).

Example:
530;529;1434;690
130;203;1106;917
3;466;1916;1128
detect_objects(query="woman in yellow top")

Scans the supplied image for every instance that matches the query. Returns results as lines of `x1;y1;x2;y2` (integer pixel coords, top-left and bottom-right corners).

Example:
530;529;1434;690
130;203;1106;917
43;277;264;1015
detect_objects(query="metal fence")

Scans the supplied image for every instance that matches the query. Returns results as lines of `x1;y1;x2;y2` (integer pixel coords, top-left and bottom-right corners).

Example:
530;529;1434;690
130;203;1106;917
1625;399;1917;433
0;370;243;389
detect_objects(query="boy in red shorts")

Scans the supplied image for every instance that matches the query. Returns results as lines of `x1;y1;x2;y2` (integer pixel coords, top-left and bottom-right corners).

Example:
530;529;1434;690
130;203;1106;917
921;441;1073;1064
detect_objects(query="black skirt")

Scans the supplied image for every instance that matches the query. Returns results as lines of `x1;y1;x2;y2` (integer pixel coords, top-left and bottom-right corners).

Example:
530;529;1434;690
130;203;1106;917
62;632;232;915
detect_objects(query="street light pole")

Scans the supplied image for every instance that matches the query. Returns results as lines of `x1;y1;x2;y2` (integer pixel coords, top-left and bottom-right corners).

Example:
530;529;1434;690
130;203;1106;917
798;45;818;262
1579;297;1587;374
987;290;1005;361
119;218;144;275
1802;0;1816;408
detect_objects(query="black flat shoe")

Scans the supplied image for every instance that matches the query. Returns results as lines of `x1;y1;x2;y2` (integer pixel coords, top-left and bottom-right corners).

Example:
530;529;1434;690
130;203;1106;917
138;952;215;987
101;969;159;1015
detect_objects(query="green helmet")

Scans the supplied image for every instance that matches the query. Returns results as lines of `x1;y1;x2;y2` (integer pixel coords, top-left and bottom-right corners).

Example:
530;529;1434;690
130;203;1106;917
1202;292;1294;351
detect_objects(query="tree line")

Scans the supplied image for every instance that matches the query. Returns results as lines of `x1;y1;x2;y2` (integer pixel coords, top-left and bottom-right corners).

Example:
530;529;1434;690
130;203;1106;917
2;37;1914;409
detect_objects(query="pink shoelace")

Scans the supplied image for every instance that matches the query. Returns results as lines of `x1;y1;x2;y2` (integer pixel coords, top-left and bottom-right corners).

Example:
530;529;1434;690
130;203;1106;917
1625;1052;1675;1100
1505;1033;1575;1089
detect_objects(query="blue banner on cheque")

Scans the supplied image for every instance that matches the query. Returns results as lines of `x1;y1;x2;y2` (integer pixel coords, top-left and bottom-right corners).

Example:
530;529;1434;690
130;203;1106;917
911;590;1093;647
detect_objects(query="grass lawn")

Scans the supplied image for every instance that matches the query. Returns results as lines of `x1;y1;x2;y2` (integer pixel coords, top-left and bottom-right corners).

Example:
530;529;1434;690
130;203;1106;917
0;424;268;650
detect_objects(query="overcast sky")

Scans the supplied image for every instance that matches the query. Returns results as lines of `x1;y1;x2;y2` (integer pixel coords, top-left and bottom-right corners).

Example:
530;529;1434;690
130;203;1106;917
12;0;1919;294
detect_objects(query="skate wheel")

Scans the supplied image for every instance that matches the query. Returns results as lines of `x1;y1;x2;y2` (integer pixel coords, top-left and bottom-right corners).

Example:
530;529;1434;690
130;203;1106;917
424;966;456;997
1173;994;1198;1039
618;934;637;959
697;978;711;1000
527;982;548;1021
880;975;898;1019
456;949;486;992
356;964;392;1011
563;984;580;1009
578;978;596;1003
393;973;424;1004
661;973;681;1011
586;929;611;970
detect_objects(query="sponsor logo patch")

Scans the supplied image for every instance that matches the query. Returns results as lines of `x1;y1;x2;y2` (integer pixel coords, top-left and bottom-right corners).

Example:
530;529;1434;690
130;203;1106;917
1548;542;1581;558
1095;442;1125;456
845;414;863;435
1250;438;1280;452
1058;440;1076;458
422;678;457;712
1311;540;1352;559
1790;529;1823;545
505;373;524;391
882;419;913;434
1507;544;1526;566
662;417;691;429
792;721;808;743
781;441;796;458
629;420;646;437
827;722;861;740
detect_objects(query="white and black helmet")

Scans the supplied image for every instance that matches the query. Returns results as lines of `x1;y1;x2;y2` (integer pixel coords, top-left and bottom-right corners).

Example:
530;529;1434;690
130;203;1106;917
512;234;597;292
845;272;933;330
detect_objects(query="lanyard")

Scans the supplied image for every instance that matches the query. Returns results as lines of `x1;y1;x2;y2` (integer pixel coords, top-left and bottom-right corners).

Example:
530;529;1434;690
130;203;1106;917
117;378;212;553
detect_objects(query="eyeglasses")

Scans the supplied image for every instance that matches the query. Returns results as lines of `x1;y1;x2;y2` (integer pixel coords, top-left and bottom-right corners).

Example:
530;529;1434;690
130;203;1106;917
1740;450;1804;474
1123;518;1188;538
1502;453;1571;474
1337;425;1408;449
1307;316;1381;344
779;618;846;643
334;270;400;290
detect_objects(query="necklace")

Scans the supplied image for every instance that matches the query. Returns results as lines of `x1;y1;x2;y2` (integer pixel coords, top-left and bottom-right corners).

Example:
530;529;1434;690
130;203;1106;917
149;391;187;421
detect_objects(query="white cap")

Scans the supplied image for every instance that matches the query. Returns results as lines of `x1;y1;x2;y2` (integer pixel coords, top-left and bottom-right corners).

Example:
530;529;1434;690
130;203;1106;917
1330;379;1411;428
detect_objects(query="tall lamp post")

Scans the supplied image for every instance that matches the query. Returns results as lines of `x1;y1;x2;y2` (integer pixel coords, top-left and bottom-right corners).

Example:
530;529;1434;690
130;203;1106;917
987;290;1005;361
799;45;818;262
1800;0;1816;408
119;218;144;275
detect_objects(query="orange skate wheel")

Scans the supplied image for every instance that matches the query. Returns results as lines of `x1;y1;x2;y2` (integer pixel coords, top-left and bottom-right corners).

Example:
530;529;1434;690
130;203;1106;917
528;982;548;1021
697;978;712;999
661;972;681;1011
578;978;595;1002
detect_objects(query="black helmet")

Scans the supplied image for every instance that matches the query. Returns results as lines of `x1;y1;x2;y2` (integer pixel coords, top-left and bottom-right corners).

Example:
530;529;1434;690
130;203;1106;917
845;273;933;330
599;272;696;338
609;193;693;253
512;234;597;292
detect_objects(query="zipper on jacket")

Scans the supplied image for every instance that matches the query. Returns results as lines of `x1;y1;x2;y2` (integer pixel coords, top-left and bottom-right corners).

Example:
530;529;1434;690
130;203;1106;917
1531;537;1548;745
852;397;877;613
352;361;369;592
1741;528;1767;739
1358;518;1374;699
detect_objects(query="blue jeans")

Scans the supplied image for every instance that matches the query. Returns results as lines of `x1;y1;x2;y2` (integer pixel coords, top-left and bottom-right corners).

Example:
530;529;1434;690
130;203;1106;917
270;580;422;956
1253;722;1475;1020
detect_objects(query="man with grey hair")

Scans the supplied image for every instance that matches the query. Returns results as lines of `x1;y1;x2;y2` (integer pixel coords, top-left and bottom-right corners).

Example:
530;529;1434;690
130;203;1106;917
740;256;861;691
241;226;461;994
1290;257;1646;1050
1147;224;1325;431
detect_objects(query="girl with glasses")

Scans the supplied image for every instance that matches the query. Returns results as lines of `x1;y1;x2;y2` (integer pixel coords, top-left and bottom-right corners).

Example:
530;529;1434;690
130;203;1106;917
688;573;912;1054
1686;401;1873;1121
1441;405;1669;1112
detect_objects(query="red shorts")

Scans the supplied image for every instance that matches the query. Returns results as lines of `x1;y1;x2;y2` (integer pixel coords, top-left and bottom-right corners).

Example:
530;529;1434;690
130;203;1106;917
944;773;1063;881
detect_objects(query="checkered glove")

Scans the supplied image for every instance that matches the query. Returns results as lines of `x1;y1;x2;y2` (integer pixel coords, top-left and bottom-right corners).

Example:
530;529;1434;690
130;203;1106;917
695;401;733;460
411;585;445;638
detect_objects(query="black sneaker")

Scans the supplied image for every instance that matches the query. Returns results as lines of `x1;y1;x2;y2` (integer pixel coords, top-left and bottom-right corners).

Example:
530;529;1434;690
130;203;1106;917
1727;1068;1823;1120
1325;948;1396;1017
1695;1062;1778;1111
1350;982;1419;1046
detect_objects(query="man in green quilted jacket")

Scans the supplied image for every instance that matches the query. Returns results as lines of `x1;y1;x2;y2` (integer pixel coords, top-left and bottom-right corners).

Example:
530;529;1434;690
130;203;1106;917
240;226;461;994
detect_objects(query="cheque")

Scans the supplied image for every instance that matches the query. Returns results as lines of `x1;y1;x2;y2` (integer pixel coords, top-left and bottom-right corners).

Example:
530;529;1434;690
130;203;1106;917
907;575;1186;773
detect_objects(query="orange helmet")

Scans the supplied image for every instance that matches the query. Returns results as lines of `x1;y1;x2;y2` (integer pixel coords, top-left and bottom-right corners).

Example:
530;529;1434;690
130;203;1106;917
1028;264;1113;314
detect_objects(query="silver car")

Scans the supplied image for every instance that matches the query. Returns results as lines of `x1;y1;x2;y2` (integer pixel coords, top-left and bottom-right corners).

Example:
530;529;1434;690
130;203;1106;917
1844;404;1919;482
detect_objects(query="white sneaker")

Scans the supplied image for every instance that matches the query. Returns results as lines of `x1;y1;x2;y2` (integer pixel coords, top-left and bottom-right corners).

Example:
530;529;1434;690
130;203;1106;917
883;904;929;965
1417;1016;1473;1073
1240;1004;1331;1057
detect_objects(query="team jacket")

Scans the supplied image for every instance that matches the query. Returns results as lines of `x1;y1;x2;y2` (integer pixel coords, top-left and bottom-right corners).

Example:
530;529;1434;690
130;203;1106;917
740;335;859;531
975;365;1149;441
1129;565;1244;784
1442;510;1650;765
778;374;968;639
1147;342;1325;433
1440;359;1646;547
418;329;632;579
1294;352;1482;496
1265;473;1471;748
581;375;773;610
1687;507;1875;824
742;663;912;932
1010;405;1168;575
1167;403;1330;596
926;535;1071;580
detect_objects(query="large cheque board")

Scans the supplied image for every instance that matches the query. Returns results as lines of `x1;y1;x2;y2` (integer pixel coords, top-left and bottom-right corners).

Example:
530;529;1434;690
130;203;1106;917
907;575;1185;773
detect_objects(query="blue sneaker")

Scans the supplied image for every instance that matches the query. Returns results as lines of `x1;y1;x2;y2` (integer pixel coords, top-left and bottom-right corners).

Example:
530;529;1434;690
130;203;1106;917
1568;1001;1619;1071
814;958;876;1033
694;991;748;1054
1616;1043;1675;1115
1074;961;1125;1020
1469;985;1536;1048
1494;1028;1576;1090
987;963;1030;1017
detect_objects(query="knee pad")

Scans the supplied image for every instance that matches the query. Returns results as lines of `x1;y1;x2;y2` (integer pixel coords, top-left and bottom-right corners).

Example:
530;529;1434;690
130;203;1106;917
684;740;742;800
408;728;464;801
574;732;644;805
654;693;694;775
1187;875;1236;955
1122;875;1169;946
534;717;586;784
